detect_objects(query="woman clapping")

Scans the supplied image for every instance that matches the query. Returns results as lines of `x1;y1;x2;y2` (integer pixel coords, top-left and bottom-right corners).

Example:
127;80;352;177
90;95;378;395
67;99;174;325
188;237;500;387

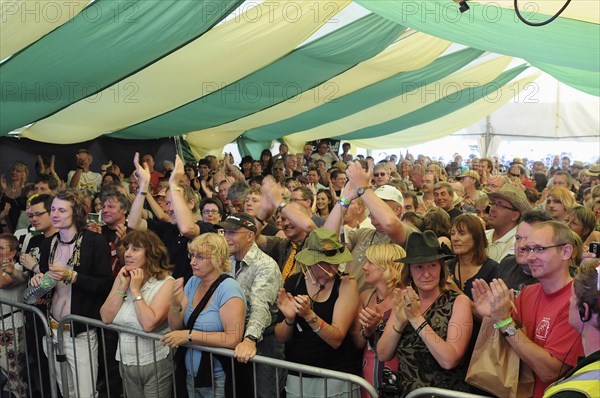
376;231;473;396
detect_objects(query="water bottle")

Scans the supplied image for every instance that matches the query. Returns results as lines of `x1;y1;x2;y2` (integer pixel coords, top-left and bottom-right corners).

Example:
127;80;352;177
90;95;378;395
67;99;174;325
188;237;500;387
23;272;57;304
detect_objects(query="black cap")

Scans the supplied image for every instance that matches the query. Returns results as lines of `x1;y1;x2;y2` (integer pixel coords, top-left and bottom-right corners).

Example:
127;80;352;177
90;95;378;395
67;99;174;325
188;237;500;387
216;212;256;233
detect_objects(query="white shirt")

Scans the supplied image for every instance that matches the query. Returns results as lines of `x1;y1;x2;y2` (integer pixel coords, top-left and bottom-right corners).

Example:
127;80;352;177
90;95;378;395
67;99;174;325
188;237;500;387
486;226;516;263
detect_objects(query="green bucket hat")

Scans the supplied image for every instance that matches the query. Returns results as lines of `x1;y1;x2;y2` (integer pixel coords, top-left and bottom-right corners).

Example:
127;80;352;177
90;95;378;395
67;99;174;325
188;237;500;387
395;230;454;264
295;228;353;266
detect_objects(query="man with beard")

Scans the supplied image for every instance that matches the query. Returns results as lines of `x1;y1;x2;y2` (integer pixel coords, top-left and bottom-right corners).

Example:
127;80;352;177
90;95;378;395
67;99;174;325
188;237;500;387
254;177;316;281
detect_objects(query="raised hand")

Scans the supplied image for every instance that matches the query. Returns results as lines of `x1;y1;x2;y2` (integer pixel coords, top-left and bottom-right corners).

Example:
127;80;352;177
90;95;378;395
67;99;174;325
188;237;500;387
116;266;131;292
169;155;185;186
471;278;492;318
171;277;185;306
133;152;151;189
401;286;422;322
276;288;296;320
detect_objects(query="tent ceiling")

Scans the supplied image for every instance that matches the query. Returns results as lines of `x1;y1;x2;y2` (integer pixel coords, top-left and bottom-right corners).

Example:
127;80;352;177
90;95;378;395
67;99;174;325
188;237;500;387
1;0;597;156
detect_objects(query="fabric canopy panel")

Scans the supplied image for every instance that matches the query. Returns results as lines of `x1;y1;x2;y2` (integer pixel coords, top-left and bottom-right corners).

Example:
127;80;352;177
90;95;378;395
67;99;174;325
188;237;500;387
283;53;512;148
184;30;452;154
348;73;542;149
245;47;485;142
2;0;245;135
335;64;528;140
354;0;600;96
111;12;406;139
20;0;351;143
0;0;89;59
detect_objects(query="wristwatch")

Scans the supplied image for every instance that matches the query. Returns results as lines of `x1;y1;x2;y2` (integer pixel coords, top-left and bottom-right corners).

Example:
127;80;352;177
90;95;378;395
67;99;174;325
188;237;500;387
246;335;259;343
501;324;518;337
307;316;318;324
277;201;287;212
357;186;370;197
133;295;143;302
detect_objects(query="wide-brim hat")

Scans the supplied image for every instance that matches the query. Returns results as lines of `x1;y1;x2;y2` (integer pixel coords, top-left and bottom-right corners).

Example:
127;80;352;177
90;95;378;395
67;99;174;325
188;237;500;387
216;212;257;233
395;230;454;264
457;170;480;181
295;228;352;266
589;164;600;176
487;183;531;217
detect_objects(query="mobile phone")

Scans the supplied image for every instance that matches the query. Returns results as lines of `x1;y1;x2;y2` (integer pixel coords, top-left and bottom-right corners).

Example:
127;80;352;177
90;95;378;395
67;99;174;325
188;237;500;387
590;242;600;258
88;213;101;224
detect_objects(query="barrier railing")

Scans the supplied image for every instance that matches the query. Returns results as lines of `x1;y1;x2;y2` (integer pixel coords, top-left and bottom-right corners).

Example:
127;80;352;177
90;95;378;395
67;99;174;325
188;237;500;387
0;298;59;398
406;387;490;397
56;314;379;398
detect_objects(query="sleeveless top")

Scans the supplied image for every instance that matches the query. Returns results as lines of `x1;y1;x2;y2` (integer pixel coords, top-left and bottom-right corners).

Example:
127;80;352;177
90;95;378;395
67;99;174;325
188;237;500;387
395;290;470;396
281;273;361;376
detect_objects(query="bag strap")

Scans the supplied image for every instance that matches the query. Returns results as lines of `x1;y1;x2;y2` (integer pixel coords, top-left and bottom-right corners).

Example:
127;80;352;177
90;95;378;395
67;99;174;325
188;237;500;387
185;273;232;330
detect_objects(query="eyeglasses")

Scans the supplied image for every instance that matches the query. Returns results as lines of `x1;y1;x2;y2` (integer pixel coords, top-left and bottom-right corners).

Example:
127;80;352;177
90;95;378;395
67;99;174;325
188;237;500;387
202;209;220;215
187;253;211;261
519;243;567;255
490;201;517;212
27;211;48;219
373;173;387;177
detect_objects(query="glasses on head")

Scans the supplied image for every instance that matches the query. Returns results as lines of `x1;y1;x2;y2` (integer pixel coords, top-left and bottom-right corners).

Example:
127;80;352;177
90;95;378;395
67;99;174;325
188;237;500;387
27;211;48;219
202;209;220;215
373;172;387;177
519;243;567;255
187;253;211;261
490;201;517;211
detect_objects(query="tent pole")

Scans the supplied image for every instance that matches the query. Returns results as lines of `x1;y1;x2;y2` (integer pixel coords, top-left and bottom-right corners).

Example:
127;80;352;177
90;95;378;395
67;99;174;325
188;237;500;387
484;115;492;157
173;136;184;159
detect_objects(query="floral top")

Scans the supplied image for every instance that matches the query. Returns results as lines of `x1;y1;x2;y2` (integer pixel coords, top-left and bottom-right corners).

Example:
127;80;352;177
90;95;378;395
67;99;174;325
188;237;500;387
395;290;469;396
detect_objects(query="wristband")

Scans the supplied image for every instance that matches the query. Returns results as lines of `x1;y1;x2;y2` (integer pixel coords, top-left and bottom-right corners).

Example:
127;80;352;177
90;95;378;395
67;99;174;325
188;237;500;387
494;316;513;330
337;199;350;209
188;330;193;343
314;319;325;334
338;196;351;206
31;263;40;272
284;318;294;327
393;323;403;334
115;290;127;299
170;305;182;313
137;190;148;196
170;185;182;191
414;320;428;335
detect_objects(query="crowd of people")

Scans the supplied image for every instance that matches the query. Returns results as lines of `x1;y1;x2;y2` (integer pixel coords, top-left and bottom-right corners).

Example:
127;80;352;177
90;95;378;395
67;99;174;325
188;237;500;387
0;141;599;398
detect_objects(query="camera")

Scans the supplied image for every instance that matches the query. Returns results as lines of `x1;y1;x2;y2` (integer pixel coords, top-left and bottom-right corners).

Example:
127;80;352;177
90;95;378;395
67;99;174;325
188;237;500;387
589;242;600;258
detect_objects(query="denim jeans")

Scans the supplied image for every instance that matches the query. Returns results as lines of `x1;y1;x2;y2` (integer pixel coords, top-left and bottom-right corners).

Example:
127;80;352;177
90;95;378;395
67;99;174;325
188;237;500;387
186;373;225;398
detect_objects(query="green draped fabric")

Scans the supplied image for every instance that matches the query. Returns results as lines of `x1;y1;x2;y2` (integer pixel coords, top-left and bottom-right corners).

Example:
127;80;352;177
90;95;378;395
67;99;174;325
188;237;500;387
336;65;528;140
110;13;405;139
243;47;484;140
236;137;273;160
0;0;244;134
354;0;599;96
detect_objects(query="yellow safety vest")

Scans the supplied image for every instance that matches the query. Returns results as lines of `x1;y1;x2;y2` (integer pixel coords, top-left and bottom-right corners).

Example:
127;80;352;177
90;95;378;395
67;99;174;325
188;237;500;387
543;360;600;397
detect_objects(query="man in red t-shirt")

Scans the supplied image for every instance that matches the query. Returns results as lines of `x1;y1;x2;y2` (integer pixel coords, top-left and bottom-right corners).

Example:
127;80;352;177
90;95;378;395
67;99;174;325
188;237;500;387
473;221;584;398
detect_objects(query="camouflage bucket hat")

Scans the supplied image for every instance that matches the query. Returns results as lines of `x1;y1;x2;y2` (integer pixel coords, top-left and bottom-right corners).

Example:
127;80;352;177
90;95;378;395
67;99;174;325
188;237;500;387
295;228;353;266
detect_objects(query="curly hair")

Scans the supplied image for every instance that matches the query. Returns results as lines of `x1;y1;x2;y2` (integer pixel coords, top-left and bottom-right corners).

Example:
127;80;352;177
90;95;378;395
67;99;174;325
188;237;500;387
188;233;231;273
365;244;406;291
122;230;172;280
54;188;88;231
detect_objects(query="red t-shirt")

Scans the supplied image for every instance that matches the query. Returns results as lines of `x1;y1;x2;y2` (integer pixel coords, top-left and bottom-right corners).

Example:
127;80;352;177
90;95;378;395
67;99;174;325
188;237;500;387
514;281;584;398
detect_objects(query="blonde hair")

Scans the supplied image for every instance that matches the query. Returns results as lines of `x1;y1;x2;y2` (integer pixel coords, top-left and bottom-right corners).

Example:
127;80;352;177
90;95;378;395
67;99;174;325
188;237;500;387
365;244;406;291
547;187;576;209
188;233;231;273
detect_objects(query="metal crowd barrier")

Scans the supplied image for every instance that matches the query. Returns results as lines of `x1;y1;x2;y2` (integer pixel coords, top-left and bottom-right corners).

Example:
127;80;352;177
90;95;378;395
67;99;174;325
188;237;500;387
55;314;379;398
406;387;490;398
0;298;59;398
